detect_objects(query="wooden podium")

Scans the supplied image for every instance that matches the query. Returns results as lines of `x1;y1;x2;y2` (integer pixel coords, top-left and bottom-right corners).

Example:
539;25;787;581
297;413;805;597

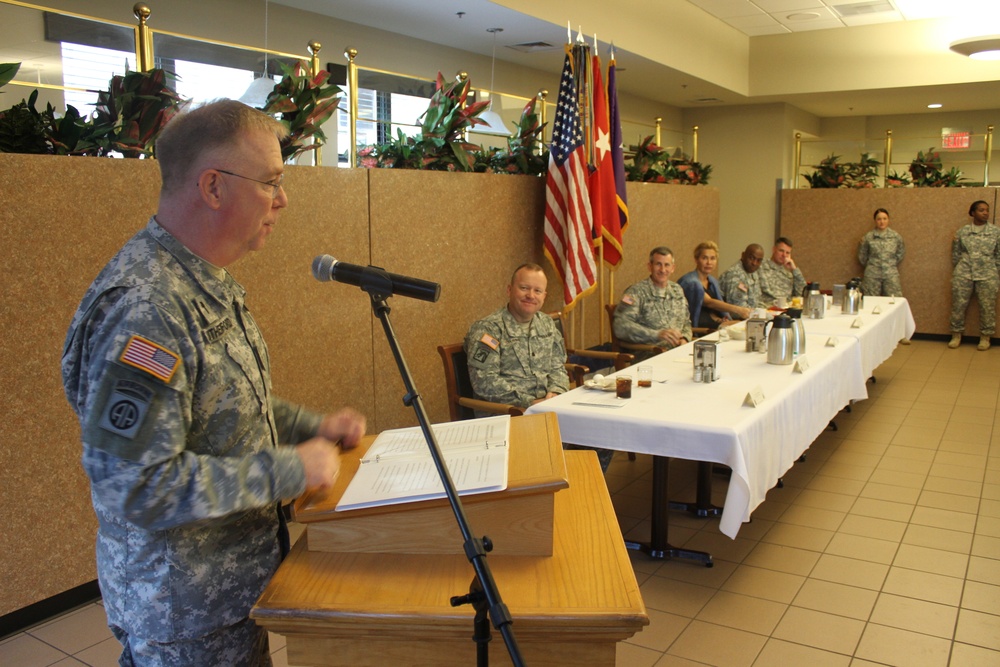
292;413;569;556
252;413;649;666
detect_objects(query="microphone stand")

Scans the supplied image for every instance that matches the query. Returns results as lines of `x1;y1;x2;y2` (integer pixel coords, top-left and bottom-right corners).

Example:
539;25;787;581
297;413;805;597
359;270;524;667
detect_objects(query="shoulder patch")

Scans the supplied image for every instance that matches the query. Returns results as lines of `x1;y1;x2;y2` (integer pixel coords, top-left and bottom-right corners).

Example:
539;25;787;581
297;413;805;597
99;378;154;439
479;333;500;351
621;294;635;306
120;335;180;382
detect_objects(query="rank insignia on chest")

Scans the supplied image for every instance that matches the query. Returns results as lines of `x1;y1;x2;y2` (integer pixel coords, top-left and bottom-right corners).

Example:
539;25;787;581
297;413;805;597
120;335;180;382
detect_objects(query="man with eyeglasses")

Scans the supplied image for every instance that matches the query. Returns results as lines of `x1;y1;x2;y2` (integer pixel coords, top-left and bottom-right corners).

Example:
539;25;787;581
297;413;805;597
614;246;693;355
464;263;569;416
62;100;366;667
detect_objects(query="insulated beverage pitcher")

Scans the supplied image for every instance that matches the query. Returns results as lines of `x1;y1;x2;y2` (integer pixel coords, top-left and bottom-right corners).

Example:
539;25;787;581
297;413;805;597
766;314;795;365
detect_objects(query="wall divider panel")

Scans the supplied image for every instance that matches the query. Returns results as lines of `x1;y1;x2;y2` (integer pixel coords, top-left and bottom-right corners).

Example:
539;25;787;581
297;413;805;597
781;187;998;336
0;153;719;617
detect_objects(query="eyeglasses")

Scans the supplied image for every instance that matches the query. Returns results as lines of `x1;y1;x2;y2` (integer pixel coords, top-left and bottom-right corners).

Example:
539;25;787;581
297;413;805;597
215;169;284;199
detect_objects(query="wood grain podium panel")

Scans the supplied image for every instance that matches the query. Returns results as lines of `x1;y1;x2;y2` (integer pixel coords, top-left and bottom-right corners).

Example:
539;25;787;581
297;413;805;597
294;413;569;556
253;449;648;666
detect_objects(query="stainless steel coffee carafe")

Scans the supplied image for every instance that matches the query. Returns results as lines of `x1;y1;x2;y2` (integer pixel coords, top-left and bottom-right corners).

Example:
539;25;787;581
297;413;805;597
766;314;795;365
785;308;806;355
843;285;861;315
805;282;825;319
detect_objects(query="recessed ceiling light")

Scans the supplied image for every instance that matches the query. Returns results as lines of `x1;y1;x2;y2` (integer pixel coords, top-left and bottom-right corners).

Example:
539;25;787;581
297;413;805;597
787;12;822;21
950;36;1000;60
927;103;943;109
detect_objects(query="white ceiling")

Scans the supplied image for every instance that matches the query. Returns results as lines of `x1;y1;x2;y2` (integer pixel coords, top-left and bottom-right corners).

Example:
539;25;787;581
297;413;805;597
269;0;999;118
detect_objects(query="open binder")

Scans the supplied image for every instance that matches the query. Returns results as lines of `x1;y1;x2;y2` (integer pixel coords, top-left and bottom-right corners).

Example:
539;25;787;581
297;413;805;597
335;415;511;511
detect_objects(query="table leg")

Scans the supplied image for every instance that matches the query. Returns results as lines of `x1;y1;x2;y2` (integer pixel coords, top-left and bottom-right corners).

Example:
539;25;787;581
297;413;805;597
668;461;723;518
624;456;713;567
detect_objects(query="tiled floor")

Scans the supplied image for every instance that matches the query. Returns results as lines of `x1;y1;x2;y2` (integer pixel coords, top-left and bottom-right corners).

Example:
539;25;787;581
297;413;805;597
3;340;999;666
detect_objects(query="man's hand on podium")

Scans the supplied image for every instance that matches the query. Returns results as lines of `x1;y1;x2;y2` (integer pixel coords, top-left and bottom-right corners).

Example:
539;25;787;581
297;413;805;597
296;438;343;492
318;408;367;450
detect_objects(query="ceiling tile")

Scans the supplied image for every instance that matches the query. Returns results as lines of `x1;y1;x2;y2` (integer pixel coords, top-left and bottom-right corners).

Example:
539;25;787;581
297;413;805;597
687;0;766;18
784;18;851;30
841;10;904;26
725;14;785;28
752;0;828;12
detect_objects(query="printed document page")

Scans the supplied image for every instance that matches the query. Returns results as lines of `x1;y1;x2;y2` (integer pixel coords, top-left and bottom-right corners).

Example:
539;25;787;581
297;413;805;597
336;415;510;511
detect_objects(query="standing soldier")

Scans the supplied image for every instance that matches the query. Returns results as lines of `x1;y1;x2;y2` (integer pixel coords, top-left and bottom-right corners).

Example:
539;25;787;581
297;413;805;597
950;200;1000;351
858;208;906;297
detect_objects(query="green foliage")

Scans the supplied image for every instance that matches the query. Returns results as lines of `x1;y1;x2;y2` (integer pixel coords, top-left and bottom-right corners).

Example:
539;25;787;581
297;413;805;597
909;147;965;187
262;61;341;163
624;136;711;185
0;62;20;91
472;96;548;175
885;170;912;188
356;72;493;172
0;90;48;154
89;68;186;158
803;154;848;188
0;67;184;158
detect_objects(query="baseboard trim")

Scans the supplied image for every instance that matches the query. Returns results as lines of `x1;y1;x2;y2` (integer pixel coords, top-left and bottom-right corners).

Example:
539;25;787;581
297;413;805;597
0;581;101;639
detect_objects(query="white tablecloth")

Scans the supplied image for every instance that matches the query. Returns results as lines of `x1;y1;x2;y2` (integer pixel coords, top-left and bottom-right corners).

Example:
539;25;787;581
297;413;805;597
527;335;869;538
794;296;916;379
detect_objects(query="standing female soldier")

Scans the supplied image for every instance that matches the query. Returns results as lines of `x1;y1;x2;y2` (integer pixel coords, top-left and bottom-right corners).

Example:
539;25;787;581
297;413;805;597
950;200;1000;351
858;208;905;297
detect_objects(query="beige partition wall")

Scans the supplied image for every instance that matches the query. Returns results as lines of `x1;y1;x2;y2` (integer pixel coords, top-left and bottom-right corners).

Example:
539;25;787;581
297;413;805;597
1;155;719;618
0;154;159;617
367;169;551;431
231;167;374;423
0;155;373;618
781;188;998;335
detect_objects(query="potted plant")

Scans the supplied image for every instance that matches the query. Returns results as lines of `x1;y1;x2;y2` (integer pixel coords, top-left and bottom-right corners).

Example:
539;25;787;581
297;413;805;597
473;95;548;175
908;147;965;187
262;60;341;163
88;67;185;158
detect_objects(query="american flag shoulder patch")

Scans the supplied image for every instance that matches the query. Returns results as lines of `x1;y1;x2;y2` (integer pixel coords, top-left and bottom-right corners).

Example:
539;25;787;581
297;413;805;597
621;295;635;306
120;335;180;382
479;333;500;351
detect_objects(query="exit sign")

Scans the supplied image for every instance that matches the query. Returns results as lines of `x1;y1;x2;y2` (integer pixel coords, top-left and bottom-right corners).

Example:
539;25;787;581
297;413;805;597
942;128;971;149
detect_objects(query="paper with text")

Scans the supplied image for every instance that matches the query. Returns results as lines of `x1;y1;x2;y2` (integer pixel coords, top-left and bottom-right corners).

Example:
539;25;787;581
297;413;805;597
336;415;510;511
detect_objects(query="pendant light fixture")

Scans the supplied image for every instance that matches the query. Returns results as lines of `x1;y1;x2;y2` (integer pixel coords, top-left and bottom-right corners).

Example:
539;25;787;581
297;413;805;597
475;27;512;136
240;0;275;107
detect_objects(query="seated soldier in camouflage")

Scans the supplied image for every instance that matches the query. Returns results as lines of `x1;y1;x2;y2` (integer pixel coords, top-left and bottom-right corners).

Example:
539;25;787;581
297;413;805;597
465;263;569;411
613;246;693;356
464;265;615;472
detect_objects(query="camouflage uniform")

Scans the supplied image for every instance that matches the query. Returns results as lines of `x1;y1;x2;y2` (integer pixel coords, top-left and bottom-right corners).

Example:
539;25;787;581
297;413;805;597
718;261;762;310
62;218;318;664
858;228;905;297
758;258;806;306
950;223;1000;335
465;307;569;410
613;278;693;347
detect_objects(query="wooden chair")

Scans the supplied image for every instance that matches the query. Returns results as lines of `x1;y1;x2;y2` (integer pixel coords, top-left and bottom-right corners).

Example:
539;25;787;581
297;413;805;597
606;304;712;355
605;304;668;357
548;311;634;375
437;344;525;422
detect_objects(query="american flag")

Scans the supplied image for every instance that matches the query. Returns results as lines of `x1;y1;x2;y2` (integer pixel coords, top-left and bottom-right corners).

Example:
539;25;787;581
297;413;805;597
120;335;180;382
544;48;597;311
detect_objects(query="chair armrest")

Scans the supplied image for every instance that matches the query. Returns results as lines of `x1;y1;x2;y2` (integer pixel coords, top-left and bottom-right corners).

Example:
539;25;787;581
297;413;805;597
567;348;635;371
457;397;525;417
565;362;588;388
619;341;667;356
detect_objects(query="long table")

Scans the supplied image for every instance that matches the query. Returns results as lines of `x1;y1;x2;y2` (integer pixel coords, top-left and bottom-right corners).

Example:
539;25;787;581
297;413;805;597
528;332;869;544
796;296;916;378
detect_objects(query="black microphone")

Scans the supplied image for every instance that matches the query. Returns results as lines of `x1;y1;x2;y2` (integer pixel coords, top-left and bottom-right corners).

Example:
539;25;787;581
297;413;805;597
311;254;441;303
